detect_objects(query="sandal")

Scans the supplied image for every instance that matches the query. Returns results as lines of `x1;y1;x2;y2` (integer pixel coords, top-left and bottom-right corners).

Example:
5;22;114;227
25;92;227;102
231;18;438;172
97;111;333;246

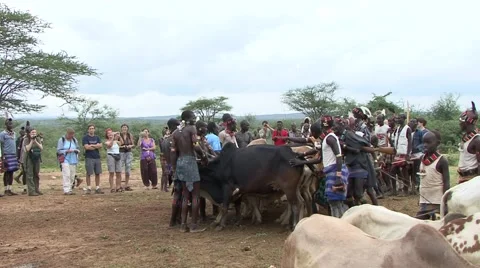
124;186;133;191
110;189;116;193
116;188;124;193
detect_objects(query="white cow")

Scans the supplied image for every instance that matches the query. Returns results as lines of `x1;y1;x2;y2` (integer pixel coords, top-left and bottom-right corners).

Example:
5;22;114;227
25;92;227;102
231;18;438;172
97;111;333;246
282;214;477;268
341;204;465;240
441;176;480;218
341;204;480;265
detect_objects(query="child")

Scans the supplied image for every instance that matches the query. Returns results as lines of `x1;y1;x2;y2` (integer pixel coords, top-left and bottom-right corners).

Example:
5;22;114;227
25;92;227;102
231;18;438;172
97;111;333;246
416;130;450;220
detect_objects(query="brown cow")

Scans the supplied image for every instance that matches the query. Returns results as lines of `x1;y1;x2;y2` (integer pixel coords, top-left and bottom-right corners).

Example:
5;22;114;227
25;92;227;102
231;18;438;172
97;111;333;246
282;214;477;268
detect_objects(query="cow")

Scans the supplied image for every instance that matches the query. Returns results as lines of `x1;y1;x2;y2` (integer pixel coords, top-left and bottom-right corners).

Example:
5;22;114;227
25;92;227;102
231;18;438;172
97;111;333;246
281;214;478;268
247;139;267;146
439;214;480;265
341;204;480;265
200;143;304;230
341;204;466;240
441;176;480;218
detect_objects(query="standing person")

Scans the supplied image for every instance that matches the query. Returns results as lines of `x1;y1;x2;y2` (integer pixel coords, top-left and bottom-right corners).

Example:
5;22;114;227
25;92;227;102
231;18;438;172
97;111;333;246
457;101;480;183
259;121;274;144
171;110;208;233
272;121;289;146
159;127;171;192
15;126;27;194
290;117;349;218
352;107;372;142
416;130;450;220
139;128;158;189
160;118;185;226
219;113;238;148
338;118;378;206
57;128;81;195
118;124;134;191
105;129;123;193
391;114;412;196
82;124;104;194
235;120;253;148
0;115;19;195
301;117;312;138
205;122;221;154
288;123;302;138
23;127;43;196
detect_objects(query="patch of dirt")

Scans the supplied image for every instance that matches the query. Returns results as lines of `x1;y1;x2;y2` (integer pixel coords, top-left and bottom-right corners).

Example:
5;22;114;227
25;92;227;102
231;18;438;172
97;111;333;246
0;171;421;268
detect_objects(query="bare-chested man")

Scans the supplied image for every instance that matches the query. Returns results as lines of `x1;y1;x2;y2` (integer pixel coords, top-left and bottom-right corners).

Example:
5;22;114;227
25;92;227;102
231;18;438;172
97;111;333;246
457;101;480;183
235;120;253;148
171;111;207;233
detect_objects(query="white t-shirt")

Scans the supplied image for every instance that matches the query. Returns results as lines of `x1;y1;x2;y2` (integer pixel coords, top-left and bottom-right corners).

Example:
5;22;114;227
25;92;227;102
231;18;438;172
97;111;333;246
374;124;390;147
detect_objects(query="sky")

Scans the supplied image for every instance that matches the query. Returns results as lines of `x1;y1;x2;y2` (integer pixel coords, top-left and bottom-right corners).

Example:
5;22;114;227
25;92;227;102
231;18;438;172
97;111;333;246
4;0;480;118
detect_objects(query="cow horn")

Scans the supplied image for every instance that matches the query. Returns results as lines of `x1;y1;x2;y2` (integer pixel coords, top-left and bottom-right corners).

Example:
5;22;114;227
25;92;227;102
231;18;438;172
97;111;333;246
472;101;476;112
348;111;354;119
381;109;386;116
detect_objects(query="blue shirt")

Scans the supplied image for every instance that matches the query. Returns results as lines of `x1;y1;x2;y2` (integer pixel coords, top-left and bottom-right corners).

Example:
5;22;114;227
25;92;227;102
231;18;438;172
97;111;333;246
57;137;79;164
82;135;101;159
206;133;221;152
413;128;428;153
0;131;17;155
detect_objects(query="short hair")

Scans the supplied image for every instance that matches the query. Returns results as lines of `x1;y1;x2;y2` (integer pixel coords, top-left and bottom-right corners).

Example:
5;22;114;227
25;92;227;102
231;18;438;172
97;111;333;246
417;117;427;126
120;123;129;129
196;120;207;129
167;118;180;131
66;127;75;133
277;121;283;124
262;120;268;125
87;124;95;130
207;122;217;133
429;129;441;141
181;110;195;121
240;120;249;126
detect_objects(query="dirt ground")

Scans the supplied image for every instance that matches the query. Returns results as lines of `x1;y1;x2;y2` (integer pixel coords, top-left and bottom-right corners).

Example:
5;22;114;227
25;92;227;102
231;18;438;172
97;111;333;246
0;170;421;268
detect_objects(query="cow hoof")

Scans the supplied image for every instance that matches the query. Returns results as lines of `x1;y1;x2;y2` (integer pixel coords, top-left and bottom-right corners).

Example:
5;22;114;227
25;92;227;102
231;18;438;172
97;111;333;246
210;221;218;228
215;225;225;232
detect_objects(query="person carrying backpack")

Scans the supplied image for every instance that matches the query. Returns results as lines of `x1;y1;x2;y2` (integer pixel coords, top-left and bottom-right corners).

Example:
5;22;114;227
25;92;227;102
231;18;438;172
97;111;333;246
57;128;82;195
23;126;43;196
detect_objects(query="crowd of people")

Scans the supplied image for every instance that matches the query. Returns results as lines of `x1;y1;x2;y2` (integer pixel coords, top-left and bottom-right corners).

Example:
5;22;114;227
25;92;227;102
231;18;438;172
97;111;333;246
1;103;479;231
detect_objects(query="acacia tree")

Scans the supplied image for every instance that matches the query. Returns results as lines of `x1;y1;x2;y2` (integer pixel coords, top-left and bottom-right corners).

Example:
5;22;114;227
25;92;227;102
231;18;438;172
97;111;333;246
180;96;232;122
0;4;98;113
428;92;461;121
365;92;403;116
58;99;118;134
282;82;339;121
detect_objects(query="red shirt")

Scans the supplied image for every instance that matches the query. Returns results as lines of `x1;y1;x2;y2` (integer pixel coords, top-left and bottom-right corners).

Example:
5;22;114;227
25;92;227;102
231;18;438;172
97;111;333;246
272;129;289;146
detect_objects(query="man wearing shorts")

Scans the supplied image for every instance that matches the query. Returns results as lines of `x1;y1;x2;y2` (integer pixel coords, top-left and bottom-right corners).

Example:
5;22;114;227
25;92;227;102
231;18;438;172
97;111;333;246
82;124;104;194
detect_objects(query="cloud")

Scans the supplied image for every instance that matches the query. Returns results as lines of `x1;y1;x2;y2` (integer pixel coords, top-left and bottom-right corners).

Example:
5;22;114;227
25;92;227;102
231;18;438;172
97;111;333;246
3;0;480;118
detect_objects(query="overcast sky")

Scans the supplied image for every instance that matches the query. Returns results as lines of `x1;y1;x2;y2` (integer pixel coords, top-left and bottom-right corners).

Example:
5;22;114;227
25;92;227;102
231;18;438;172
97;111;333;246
5;0;480;118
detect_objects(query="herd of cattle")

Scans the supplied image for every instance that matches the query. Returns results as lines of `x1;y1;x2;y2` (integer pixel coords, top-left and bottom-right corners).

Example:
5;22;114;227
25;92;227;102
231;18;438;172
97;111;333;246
189;139;480;267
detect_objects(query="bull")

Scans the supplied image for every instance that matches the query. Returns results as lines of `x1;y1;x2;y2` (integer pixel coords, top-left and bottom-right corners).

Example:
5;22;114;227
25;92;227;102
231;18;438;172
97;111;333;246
199;142;305;230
